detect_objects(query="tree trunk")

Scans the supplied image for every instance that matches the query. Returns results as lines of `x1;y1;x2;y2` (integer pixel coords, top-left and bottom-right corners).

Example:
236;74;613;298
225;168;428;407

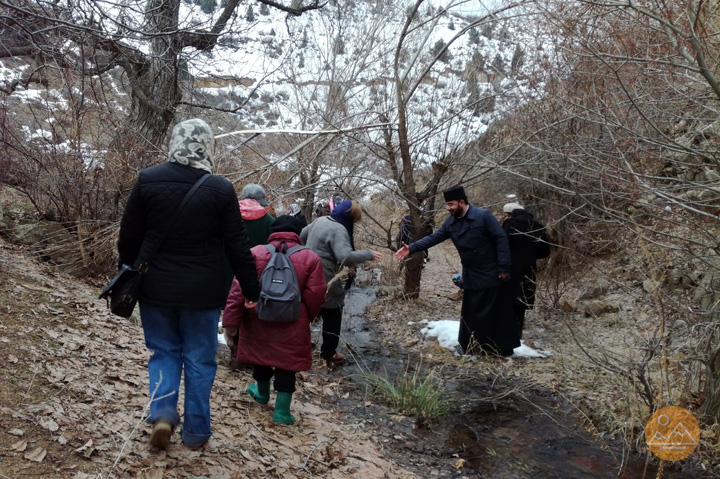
111;0;182;165
701;346;720;420
403;252;424;298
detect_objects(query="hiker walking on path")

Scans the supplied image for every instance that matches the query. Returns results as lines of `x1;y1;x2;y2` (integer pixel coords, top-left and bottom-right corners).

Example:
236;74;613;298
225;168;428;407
395;185;518;356
118;118;260;449
502;203;550;340
239;184;275;247
224;185;275;367
289;203;308;228
223;215;326;425
300;200;382;364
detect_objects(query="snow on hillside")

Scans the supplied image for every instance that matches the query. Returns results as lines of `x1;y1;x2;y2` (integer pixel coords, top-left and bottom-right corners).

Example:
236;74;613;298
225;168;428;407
0;0;552;168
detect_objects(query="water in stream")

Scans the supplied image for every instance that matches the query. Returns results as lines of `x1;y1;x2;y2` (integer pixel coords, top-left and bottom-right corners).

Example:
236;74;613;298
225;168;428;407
318;272;706;478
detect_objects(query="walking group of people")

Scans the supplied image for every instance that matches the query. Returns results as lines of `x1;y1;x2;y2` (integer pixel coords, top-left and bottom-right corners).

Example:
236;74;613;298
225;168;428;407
117;118;382;449
117;118;549;451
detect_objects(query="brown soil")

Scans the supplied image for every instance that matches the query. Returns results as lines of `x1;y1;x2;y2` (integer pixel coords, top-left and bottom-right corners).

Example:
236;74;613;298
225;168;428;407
0;238;715;478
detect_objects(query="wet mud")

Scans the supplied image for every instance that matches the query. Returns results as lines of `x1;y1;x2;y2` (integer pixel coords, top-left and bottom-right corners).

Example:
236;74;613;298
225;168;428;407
319;272;707;479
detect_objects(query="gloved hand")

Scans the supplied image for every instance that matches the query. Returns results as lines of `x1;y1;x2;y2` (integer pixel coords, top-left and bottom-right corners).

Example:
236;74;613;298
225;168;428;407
452;274;464;289
223;327;238;347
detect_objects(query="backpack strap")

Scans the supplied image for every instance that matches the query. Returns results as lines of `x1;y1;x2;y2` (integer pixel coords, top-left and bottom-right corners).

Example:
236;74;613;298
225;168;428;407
286;245;307;256
265;243;305;256
134;173;211;270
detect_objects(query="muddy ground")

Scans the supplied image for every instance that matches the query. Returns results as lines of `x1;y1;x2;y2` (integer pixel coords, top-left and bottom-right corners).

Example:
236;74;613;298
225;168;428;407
0;238;714;478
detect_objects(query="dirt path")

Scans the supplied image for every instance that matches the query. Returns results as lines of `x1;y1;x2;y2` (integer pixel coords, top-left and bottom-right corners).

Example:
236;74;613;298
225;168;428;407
0;240;416;479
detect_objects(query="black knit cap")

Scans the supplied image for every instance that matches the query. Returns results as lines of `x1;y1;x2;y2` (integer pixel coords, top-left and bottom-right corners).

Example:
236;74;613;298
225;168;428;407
271;215;303;235
443;185;467;203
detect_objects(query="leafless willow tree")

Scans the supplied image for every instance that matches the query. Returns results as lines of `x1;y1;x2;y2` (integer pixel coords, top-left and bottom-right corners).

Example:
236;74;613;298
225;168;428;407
0;0;323;273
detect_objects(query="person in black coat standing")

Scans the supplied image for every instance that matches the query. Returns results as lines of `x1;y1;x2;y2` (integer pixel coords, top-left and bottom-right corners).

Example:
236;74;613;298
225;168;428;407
118;118;261;450
396;186;517;356
502;203;550;340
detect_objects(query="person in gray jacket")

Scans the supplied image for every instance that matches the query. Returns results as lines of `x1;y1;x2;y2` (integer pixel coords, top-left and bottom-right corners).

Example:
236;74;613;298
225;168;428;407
300;200;382;364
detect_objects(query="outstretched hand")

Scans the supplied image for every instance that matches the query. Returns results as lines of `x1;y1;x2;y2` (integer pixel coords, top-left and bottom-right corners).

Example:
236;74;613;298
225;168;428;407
395;242;410;261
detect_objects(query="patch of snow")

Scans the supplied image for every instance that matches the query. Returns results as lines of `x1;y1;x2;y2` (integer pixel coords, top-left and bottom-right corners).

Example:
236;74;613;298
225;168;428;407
420;319;551;358
420;319;461;349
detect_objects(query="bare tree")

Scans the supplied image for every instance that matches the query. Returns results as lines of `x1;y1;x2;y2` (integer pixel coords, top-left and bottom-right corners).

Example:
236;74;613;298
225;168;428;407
0;0;323;163
487;0;720;420
376;0;524;297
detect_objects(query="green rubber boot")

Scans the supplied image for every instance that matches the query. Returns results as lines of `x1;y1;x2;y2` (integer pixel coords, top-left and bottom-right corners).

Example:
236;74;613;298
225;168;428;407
247;381;270;405
273;392;295;425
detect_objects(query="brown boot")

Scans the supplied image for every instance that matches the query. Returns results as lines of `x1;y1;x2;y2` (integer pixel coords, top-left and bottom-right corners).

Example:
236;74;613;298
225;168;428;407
326;352;345;367
149;419;173;449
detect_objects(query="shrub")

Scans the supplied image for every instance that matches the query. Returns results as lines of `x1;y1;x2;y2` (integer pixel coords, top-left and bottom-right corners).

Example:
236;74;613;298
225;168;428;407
364;367;450;421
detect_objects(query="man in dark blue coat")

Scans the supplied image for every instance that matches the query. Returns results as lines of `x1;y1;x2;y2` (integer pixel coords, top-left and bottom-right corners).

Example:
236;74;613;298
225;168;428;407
396;185;518;356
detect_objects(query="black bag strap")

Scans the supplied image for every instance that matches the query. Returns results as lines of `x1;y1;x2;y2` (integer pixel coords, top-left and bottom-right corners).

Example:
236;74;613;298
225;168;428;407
264;243;306;256
135;173;212;269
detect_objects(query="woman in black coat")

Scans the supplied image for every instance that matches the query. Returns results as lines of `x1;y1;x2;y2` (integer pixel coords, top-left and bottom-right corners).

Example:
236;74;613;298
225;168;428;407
118;118;260;450
502;203;550;340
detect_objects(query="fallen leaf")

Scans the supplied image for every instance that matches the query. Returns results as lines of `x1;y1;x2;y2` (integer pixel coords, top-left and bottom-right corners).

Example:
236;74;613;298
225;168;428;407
9;354;18;363
8;428;24;436
146;469;163;479
75;439;93;453
41;418;59;432
25;446;47;462
454;458;465;469
11;439;28;452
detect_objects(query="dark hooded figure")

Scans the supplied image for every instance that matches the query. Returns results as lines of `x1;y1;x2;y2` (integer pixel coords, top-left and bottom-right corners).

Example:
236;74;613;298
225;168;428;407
396;186;518;356
502;203;550;339
289;203;308;228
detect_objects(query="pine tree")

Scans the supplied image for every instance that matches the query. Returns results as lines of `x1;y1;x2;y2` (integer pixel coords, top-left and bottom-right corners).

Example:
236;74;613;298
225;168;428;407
245;5;255;22
194;0;216;14
510;45;525;77
431;40;451;63
469;27;480;45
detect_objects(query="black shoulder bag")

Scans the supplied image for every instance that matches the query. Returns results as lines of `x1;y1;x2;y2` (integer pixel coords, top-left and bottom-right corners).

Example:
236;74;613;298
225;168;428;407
99;173;211;317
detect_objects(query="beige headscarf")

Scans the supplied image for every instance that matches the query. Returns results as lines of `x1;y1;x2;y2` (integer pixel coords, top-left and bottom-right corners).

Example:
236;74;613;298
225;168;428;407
167;118;215;174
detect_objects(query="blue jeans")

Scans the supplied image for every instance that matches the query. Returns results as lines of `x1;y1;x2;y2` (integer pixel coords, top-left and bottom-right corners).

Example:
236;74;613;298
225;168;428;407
140;303;220;447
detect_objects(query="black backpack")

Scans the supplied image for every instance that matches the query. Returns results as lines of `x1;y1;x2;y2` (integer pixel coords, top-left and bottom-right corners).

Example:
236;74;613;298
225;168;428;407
255;242;306;323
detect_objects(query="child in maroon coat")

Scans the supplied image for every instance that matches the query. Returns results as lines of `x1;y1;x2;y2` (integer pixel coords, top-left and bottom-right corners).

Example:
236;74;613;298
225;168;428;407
223;215;326;424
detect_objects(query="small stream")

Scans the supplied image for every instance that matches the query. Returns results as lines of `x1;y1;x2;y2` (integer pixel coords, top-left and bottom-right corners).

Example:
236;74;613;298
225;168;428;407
318;271;705;479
